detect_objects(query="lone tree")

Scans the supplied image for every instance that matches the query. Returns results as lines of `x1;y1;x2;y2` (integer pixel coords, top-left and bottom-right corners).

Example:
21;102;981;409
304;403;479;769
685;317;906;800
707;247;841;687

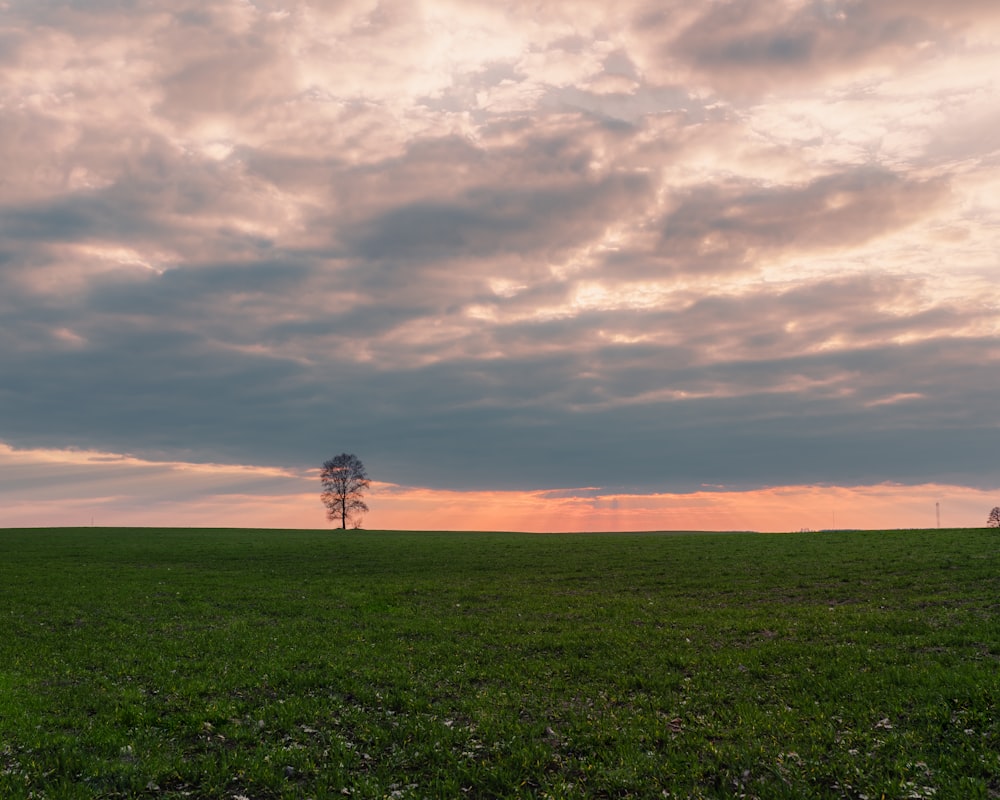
988;507;1000;528
320;453;370;529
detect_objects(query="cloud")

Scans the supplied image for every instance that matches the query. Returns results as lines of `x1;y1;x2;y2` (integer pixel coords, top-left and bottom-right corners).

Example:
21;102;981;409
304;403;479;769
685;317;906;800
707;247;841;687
344;172;652;263
1;0;998;527
625;168;948;276
632;0;1000;98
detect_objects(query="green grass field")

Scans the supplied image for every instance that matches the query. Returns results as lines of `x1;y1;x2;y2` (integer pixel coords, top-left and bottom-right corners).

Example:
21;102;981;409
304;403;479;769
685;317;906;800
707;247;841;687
1;527;998;799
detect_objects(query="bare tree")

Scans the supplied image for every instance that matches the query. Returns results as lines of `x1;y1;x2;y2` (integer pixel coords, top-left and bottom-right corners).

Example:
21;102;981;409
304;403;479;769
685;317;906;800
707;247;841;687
988;507;1000;528
320;453;370;529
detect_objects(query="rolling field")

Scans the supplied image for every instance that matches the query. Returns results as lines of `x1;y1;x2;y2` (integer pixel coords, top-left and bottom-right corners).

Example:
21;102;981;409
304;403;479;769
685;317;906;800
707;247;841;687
1;527;998;799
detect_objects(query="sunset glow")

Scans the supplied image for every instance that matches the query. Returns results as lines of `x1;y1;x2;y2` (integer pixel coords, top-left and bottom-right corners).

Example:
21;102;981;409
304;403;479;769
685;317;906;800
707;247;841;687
1;444;993;533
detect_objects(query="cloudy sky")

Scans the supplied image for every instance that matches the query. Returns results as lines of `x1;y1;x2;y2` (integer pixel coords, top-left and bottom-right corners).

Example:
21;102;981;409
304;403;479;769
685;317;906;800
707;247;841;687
2;0;998;531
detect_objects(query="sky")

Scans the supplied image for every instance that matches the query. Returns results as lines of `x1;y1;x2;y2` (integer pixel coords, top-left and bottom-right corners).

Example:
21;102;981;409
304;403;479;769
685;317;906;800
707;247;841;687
1;0;999;532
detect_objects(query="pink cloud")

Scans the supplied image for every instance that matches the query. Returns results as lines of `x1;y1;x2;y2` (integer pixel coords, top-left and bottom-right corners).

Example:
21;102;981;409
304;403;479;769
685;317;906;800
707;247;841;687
1;1;997;506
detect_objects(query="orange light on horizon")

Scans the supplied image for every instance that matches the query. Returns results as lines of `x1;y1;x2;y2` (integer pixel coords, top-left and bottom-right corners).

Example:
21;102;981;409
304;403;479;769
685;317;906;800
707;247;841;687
363;482;998;533
1;442;996;532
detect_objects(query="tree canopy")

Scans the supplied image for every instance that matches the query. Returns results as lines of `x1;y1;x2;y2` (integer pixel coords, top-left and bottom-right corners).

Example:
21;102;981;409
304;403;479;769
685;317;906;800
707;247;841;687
320;454;370;529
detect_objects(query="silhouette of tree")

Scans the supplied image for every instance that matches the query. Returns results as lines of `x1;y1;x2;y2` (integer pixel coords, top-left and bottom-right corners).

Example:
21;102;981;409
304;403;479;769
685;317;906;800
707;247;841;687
988;507;1000;528
320;453;370;529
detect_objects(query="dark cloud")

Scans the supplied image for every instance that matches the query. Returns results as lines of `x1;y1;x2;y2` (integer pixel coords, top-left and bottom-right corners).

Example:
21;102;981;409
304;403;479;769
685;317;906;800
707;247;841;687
615;169;950;276
634;0;966;96
345;172;652;263
679;1;926;65
2;258;996;493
